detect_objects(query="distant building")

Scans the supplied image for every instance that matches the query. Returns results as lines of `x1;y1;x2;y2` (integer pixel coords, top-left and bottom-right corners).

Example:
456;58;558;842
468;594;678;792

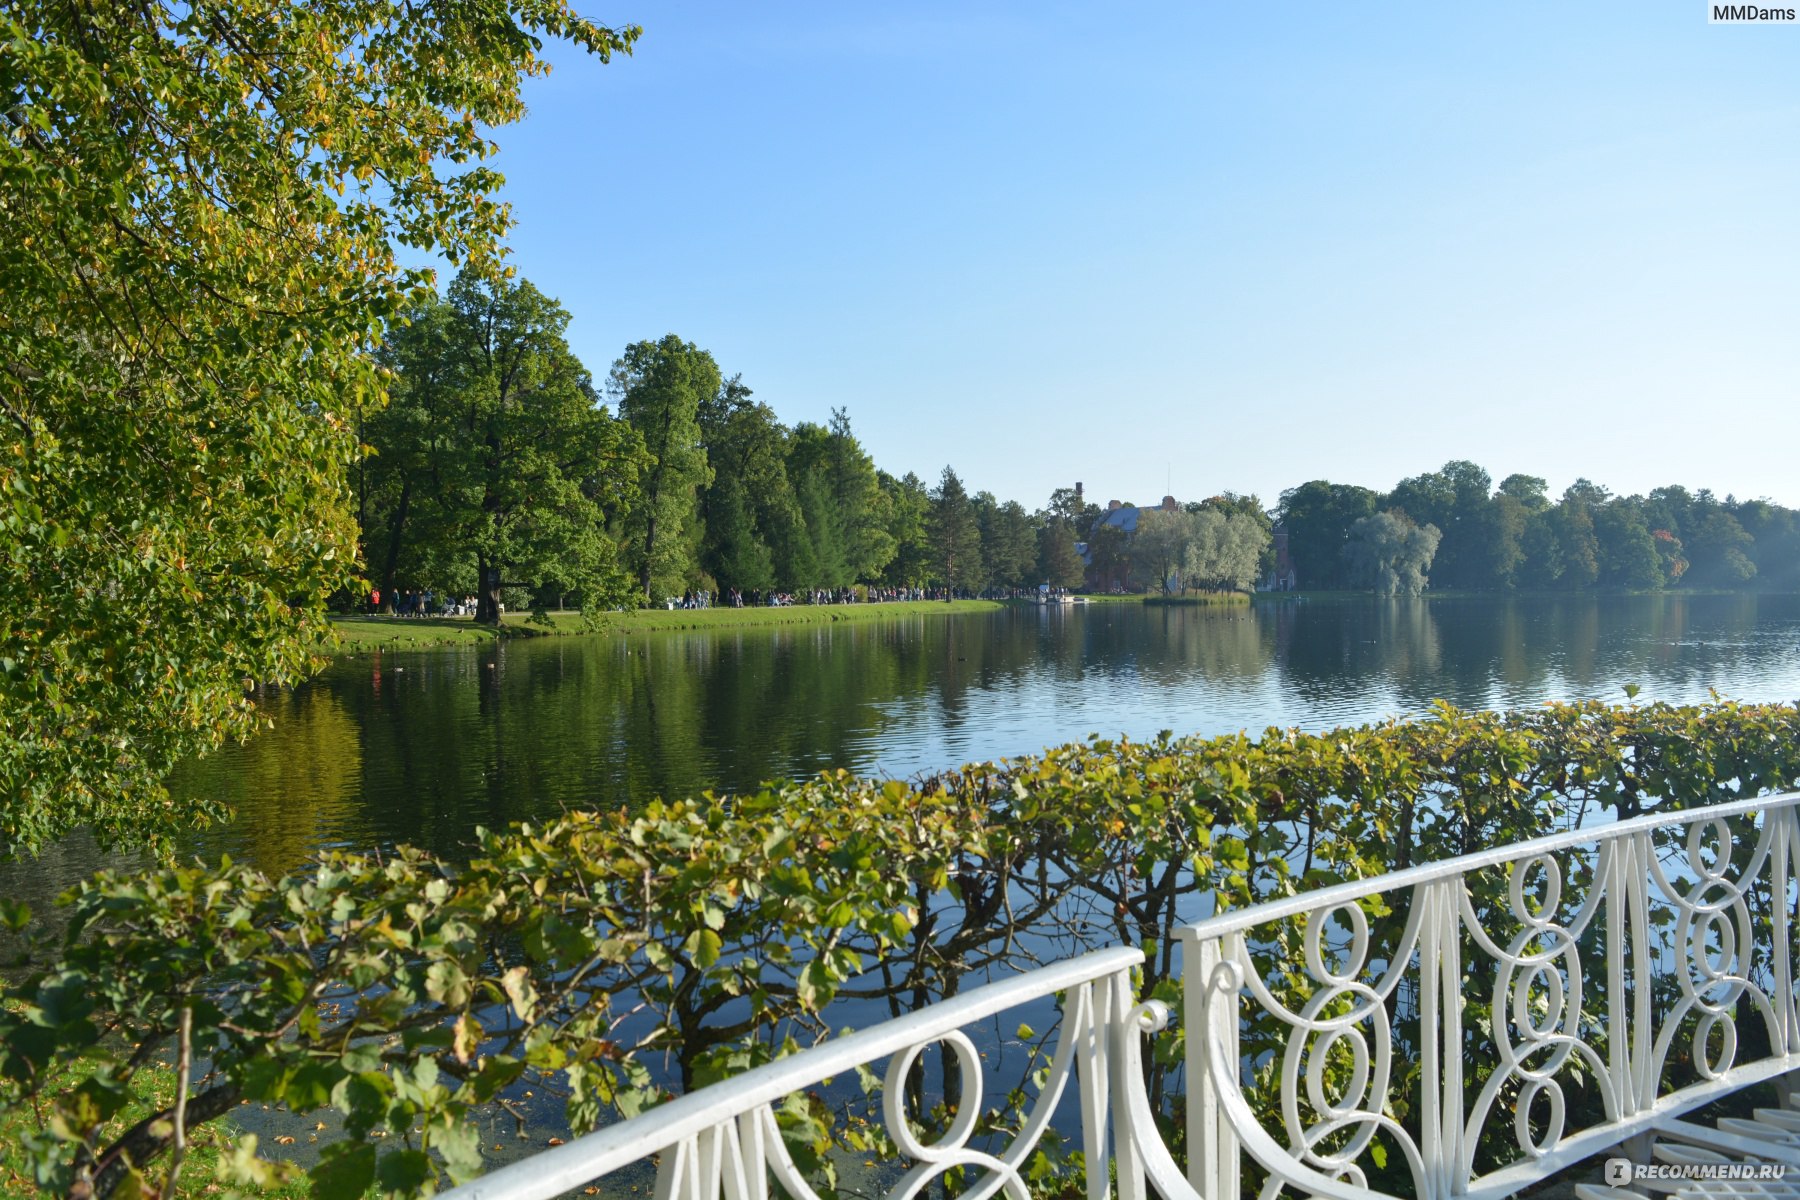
1262;525;1297;591
1078;495;1181;591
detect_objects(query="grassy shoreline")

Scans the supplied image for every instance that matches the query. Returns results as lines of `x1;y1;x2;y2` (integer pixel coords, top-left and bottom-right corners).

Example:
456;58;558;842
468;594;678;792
323;599;1011;653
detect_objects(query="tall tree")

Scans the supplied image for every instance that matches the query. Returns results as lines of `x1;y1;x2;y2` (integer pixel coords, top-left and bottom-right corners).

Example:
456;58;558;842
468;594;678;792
1685;508;1758;586
929;467;983;591
826;408;897;580
879;471;933;587
0;0;636;855
1388;460;1494;589
1185;509;1269;592
613;336;720;603
372;273;640;626
1133;510;1195;594
1593;501;1662;590
1195;493;1276;581
365;296;460;609
975;493;1037;589
1553;488;1601;589
696;377;792;595
1037;519;1086;589
1278;481;1380;589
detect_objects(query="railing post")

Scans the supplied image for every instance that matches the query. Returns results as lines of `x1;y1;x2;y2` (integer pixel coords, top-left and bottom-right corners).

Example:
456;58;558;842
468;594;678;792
1417;879;1464;1198
1075;979;1113;1200
1602;830;1650;1119
1770;807;1797;1058
1184;930;1239;1200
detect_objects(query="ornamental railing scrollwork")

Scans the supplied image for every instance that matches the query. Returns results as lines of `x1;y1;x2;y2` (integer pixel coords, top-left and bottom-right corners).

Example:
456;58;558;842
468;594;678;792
440;945;1160;1200
1181;791;1800;1200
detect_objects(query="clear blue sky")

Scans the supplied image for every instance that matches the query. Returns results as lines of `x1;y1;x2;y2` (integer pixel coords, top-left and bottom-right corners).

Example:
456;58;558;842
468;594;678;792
478;2;1800;513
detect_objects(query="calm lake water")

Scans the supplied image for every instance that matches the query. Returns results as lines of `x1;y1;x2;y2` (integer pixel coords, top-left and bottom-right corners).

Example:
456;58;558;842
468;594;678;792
18;592;1800;1179
153;592;1800;876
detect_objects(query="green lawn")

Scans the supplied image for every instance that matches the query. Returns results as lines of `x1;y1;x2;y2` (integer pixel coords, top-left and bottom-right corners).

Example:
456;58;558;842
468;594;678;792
0;1052;310;1199
323;615;505;652
323;599;1009;653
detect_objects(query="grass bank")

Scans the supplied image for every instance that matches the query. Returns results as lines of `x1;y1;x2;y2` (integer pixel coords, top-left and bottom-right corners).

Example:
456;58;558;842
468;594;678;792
602;598;1005;632
324;599;1008;653
0;1030;308;1198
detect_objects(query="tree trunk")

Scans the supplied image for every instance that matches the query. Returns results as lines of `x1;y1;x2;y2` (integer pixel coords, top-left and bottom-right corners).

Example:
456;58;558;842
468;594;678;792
475;559;503;625
639;509;658;603
379;474;412;614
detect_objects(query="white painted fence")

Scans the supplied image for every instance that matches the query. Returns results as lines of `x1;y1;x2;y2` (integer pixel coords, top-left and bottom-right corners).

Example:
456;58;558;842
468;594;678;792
1182;790;1800;1200
443;792;1800;1200
440;945;1156;1200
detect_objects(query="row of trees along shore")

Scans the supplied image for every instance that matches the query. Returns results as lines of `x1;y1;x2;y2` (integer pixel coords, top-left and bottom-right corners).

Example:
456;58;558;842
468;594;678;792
364;278;1800;614
359;271;1118;620
1283;460;1800;595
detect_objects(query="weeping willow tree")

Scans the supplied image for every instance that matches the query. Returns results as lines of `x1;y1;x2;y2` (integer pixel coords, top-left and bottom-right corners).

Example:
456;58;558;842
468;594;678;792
1343;510;1444;596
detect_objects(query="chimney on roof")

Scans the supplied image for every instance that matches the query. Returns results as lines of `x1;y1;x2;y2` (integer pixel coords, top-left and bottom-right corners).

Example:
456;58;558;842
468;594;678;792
1162;495;1178;512
1075;482;1083;506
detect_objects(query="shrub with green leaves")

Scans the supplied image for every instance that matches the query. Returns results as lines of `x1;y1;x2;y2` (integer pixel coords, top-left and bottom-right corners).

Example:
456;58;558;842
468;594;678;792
6;698;1800;1198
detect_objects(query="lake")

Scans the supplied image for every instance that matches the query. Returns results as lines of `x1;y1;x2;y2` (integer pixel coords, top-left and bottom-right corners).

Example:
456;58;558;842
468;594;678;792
159;591;1800;877
21;591;1800;1181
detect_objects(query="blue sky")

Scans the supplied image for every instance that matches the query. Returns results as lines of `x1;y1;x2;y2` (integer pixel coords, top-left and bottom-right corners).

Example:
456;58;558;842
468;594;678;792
477;2;1800;512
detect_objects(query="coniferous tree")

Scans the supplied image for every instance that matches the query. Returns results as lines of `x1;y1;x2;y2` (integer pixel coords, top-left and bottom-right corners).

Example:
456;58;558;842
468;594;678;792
929;467;983;591
1037;521;1087;589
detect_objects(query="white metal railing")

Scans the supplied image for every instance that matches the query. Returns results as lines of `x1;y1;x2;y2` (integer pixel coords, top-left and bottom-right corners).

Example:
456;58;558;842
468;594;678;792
440;945;1158;1200
441;792;1800;1200
1181;790;1800;1200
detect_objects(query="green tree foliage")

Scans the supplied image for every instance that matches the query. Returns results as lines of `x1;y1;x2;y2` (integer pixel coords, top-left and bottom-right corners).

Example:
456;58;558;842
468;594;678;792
1131;510;1192;594
1593;501;1661;590
974;494;1037;589
1195;492;1275;578
1278;481;1380;590
1086;522;1132;591
696;377;791;595
928;467;982;591
823;409;897;581
1389;460;1495;589
363;298;457;607
1554;486;1601;589
1343;510;1442;596
1735;500;1799;588
1686;507;1758;586
1130;507;1268;595
871;471;928;587
1036;518;1086;589
13;698;1800;1197
613;336;719;603
367;272;643;622
1267;464;1800;596
1046;485;1099;531
1185;508;1267;592
794;468;850;588
0;0;635;855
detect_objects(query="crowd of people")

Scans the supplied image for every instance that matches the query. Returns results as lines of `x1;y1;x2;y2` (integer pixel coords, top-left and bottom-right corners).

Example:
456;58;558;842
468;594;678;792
363;582;1039;617
366;589;484;617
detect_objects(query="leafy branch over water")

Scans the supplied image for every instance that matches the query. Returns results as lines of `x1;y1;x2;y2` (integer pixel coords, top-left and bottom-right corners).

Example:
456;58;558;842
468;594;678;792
6;697;1800;1198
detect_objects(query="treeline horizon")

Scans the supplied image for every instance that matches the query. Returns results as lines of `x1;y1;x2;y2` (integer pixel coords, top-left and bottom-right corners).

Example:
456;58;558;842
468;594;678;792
358;271;1798;617
357;269;1106;620
1280;461;1800;594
